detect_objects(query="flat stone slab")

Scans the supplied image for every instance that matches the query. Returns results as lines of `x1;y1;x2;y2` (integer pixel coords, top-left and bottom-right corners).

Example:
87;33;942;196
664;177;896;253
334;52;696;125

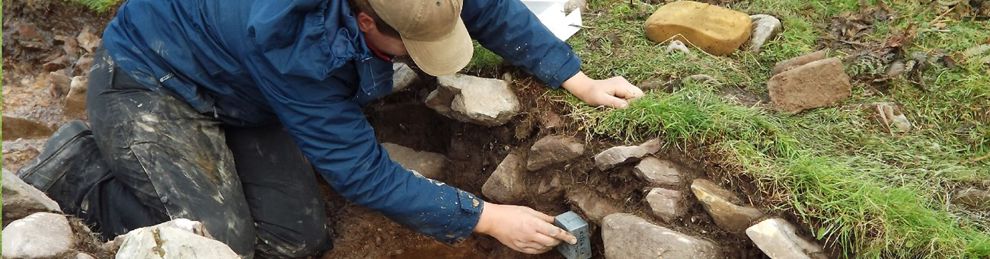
771;50;827;76
426;74;520;127
746;218;827;259
2;212;74;258
594;138;662;171
603;213;720;259
644;1;752;56
566;189;621;223
382;143;448;180
633;157;684;186
768;58;852;113
690;179;764;233
645;187;687;222
2;115;54;141
482;152;528;203
526;135;585;171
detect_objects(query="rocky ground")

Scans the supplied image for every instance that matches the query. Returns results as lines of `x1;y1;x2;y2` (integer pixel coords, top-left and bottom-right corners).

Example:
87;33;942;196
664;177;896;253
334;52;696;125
4;0;989;258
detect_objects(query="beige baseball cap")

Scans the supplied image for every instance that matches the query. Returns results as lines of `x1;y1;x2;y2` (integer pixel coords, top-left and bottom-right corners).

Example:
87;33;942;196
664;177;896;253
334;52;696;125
369;0;473;76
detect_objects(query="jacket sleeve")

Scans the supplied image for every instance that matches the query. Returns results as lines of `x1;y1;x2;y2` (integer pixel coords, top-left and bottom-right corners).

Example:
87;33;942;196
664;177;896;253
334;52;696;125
461;0;582;88
252;69;484;244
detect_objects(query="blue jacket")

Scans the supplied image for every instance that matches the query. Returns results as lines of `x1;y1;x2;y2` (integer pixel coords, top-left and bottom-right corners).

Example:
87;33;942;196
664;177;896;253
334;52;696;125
102;0;581;243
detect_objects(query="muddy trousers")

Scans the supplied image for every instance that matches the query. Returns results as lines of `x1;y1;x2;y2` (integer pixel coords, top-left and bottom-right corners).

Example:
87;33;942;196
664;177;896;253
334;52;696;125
53;51;333;258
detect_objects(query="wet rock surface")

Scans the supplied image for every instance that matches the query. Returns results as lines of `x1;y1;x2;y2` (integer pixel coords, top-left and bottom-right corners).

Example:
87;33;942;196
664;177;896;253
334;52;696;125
690;179;764;233
2;212;75;258
2;169;62;223
746;218;827;259
526;135;585;171
602;213;720;259
768;58;852;113
382;143;448;180
426;74;520;127
594;138;662;171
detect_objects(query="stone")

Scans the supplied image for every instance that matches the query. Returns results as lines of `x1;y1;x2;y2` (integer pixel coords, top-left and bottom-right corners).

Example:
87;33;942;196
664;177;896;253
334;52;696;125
64;76;89;119
633;157;684;186
645;187;687;222
391;63;418;93
602;213;720;259
690;179;764;233
593;138;662;171
76;253;97;259
746;218;827;259
115;219;239;259
382;143;448;180
1;115;54;141
2;212;74;258
49;70;73;98
666;40;691;54
538;111;565;130
566;189;621;223
771;50;827;76
748;14;782;52
767;58;852;113
877;103;911;133
953;188;990;210
426;74;520;127
74;54;94;76
526;135;585;171
644;1;752;56
482;152;528;203
2;169;62;223
76;26;101;54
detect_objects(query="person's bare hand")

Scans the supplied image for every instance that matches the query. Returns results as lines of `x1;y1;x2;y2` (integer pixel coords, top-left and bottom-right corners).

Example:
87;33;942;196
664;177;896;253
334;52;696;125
562;71;644;108
474;202;577;254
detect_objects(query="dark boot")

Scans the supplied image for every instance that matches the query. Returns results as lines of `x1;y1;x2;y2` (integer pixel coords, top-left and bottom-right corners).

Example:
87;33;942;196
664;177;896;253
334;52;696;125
17;120;111;216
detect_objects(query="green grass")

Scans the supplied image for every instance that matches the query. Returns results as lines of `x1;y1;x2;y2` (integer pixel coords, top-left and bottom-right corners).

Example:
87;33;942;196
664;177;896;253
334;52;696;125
515;0;990;257
69;0;118;12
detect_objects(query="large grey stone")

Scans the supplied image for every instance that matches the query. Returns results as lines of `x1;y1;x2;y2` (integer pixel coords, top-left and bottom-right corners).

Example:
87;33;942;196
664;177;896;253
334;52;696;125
746;218;827;259
768;58;851;113
566;189;621;223
426;74;520;126
602;213;720;259
115;219;238;259
391;63;418;93
382;143;448;180
690;179;764;233
633;157;684;186
2;212;74;258
482;152;528;203
594;138;662;171
748;14;782;52
645;187;687;222
2;169;62;223
526;135;585;171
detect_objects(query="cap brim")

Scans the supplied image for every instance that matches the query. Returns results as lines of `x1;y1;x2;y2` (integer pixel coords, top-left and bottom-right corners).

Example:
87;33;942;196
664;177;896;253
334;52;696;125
402;18;473;76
